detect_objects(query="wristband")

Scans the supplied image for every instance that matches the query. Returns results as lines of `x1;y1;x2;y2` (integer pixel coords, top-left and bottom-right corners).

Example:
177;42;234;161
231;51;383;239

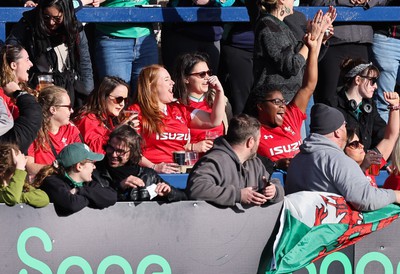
387;105;400;110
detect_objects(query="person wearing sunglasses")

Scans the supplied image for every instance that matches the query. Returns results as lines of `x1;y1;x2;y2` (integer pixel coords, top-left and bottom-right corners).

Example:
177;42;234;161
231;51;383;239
127;64;226;174
344;91;400;187
26;86;82;176
94;125;187;202
243;28;322;172
6;0;94;108
330;58;387;152
74;76;138;154
172;52;232;154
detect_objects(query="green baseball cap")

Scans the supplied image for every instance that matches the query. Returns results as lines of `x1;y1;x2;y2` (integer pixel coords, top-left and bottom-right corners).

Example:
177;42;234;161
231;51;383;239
57;143;104;168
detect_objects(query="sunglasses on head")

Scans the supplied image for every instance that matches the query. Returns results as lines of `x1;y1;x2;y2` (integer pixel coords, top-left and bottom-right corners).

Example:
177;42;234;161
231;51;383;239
108;95;128;104
346;140;363;149
189;70;212;78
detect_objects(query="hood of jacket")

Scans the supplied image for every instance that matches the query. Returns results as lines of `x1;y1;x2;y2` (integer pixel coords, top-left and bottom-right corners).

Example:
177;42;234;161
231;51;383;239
300;133;343;154
210;136;242;168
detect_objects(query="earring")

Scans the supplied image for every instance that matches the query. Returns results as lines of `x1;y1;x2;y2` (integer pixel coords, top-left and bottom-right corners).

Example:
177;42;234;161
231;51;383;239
279;8;285;16
284;6;291;14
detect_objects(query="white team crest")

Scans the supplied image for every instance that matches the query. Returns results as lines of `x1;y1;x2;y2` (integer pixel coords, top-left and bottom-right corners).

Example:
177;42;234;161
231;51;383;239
264;134;273;140
176;115;184;124
284;126;295;136
62;137;68;146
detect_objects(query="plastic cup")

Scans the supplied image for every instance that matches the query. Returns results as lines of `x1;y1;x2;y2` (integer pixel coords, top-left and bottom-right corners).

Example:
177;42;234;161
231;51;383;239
37;74;53;91
368;164;380;176
173;151;186;165
185;151;199;166
123;110;138;119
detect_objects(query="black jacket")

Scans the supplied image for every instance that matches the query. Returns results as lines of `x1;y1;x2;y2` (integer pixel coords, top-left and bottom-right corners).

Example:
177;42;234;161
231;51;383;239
40;173;117;217
6;9;94;106
0;92;42;154
94;159;187;202
330;88;386;150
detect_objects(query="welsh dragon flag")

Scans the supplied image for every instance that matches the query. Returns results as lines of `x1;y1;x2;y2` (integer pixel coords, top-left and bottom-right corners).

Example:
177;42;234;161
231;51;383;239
260;191;400;274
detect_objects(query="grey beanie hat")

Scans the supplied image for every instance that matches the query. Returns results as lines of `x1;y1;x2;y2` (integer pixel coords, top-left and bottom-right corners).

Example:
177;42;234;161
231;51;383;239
310;103;345;135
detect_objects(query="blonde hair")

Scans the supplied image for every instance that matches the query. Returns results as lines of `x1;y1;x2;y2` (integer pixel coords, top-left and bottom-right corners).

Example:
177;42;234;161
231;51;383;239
36;86;69;151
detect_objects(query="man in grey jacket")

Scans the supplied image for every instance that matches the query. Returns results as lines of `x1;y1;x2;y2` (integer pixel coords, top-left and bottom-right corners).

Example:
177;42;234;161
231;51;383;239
285;103;400;211
186;114;284;207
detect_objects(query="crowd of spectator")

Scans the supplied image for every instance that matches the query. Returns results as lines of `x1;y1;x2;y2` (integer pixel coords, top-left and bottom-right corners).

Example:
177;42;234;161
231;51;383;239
0;0;400;218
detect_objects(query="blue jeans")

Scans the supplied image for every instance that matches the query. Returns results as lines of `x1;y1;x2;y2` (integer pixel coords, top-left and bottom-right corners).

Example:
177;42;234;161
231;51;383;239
95;31;159;95
301;96;314;139
371;33;400;123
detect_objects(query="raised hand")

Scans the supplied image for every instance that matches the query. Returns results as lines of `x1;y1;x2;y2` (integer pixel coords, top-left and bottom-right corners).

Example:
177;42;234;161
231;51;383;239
12;149;27;171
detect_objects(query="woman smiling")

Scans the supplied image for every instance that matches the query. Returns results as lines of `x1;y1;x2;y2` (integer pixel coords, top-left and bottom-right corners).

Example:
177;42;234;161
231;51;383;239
74;76;137;154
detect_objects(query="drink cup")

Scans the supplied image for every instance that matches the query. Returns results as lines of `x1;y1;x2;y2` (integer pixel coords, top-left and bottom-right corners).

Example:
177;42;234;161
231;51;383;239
123;110;138;119
368;163;381;176
185;151;199;166
37;74;54;91
173;151;186;165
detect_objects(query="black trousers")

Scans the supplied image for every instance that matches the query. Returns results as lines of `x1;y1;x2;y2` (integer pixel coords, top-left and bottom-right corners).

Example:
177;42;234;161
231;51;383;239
314;43;370;105
219;44;253;115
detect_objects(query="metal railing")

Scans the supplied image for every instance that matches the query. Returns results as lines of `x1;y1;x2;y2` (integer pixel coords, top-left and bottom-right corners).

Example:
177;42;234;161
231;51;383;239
0;6;399;41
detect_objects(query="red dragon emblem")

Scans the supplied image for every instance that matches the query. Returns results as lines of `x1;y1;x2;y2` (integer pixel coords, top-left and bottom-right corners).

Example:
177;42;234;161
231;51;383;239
312;194;398;262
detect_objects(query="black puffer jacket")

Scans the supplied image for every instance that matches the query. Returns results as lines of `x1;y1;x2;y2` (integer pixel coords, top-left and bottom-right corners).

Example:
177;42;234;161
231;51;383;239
94;159;187;202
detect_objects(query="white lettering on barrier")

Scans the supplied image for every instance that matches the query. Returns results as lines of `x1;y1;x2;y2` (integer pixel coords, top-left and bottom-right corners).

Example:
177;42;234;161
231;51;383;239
17;227;172;274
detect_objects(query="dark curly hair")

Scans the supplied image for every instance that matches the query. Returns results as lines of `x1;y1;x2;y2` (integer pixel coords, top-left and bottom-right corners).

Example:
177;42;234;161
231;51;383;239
108;125;143;165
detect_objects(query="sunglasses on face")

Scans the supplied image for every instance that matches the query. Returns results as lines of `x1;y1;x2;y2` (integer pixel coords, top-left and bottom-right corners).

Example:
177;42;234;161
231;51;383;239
261;98;287;106
54;104;73;111
189;70;212;78
108;95;128;105
346;140;363;149
42;14;63;23
105;144;130;157
359;75;378;85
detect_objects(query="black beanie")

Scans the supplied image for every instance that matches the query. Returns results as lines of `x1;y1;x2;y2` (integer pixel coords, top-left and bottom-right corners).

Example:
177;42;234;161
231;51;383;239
310;103;345;135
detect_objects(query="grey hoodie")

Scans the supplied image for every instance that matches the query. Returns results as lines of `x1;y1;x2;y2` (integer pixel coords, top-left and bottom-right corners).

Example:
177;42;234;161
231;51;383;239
285;133;396;211
0;97;13;136
186;137;284;206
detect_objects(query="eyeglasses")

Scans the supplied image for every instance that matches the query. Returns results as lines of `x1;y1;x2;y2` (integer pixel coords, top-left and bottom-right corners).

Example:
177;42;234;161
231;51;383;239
105;144;130;157
346;140;363;149
359;75;378;85
42;14;63;24
54;104;73;111
108;95;128;105
262;98;287;106
189;70;212;78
